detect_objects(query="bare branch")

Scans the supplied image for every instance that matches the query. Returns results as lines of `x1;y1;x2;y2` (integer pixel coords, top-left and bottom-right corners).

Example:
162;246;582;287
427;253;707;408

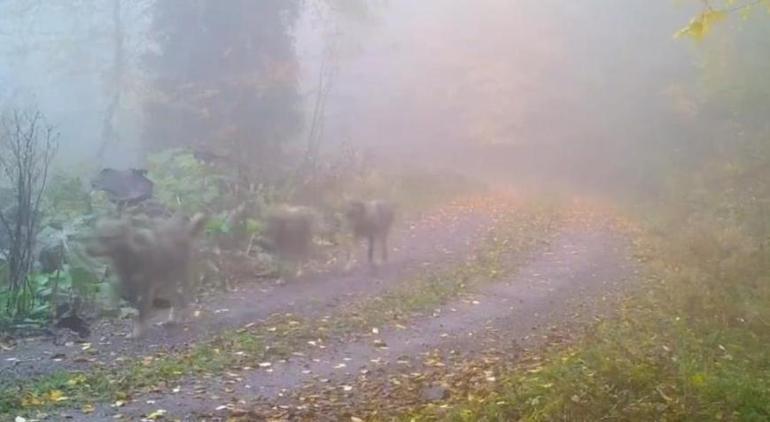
0;106;59;314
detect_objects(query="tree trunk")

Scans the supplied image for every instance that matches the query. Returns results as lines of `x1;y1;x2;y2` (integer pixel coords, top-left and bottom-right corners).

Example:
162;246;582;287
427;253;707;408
96;0;124;161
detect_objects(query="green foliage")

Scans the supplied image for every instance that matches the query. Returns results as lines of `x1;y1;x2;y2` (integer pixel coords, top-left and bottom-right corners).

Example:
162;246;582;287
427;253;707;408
0;272;36;325
0;213;104;329
245;217;263;235
146;148;226;215
0;263;101;330
204;214;233;236
43;172;92;220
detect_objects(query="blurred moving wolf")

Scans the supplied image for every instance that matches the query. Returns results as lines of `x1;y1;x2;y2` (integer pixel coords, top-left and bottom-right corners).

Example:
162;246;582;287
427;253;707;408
259;205;316;279
344;199;395;270
86;213;207;338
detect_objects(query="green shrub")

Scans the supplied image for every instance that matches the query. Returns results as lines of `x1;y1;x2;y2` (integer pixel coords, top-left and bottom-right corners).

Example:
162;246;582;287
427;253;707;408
146;148;227;215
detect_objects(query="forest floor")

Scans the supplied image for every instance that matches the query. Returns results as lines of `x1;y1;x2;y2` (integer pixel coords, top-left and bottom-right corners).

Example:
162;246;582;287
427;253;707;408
1;191;639;421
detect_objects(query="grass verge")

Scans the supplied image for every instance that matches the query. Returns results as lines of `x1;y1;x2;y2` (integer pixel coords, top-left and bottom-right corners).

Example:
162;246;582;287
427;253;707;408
405;210;770;421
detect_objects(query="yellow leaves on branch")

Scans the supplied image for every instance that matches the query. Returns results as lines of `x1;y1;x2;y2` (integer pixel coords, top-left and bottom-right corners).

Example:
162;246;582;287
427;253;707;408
674;9;728;40
675;0;770;40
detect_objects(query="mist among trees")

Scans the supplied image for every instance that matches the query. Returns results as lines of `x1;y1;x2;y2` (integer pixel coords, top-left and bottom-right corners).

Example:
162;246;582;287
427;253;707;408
0;0;769;420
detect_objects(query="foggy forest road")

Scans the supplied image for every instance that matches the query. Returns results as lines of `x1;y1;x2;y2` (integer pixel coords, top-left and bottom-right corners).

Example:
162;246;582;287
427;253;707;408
1;194;637;421
1;0;763;419
0;197;496;383
80;203;636;421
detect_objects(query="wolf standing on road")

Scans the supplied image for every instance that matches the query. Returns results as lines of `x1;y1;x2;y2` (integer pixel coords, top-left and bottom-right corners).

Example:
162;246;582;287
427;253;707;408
344;199;395;270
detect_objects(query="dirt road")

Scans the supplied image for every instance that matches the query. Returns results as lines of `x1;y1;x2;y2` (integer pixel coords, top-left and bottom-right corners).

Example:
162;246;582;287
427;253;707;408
0;199;493;384
2;194;637;421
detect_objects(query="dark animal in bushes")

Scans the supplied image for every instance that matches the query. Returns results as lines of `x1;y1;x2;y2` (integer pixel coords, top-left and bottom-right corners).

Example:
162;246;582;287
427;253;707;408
86;213;207;338
344;199;395;269
90;168;154;209
259;205;315;278
53;298;90;339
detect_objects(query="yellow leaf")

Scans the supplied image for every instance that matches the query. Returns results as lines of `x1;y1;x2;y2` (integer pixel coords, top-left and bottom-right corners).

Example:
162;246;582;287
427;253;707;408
21;394;43;408
48;390;69;402
147;409;167;420
691;373;706;386
674;10;728;40
82;403;96;414
67;374;88;386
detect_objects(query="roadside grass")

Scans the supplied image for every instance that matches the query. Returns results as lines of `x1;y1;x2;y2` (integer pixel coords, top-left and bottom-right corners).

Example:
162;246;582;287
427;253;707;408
406;210;770;421
1;197;563;418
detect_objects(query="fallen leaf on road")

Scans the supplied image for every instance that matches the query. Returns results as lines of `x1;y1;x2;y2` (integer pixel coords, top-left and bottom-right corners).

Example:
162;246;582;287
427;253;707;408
146;408;167;420
48;390;68;402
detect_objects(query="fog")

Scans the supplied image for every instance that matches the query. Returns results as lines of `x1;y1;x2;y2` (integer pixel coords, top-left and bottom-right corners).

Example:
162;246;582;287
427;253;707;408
0;0;712;192
3;2;770;419
296;0;699;192
2;0;767;210
0;2;149;170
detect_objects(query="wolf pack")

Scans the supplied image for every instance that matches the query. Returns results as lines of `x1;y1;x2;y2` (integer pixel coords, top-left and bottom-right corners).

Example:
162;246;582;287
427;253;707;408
86;191;395;339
